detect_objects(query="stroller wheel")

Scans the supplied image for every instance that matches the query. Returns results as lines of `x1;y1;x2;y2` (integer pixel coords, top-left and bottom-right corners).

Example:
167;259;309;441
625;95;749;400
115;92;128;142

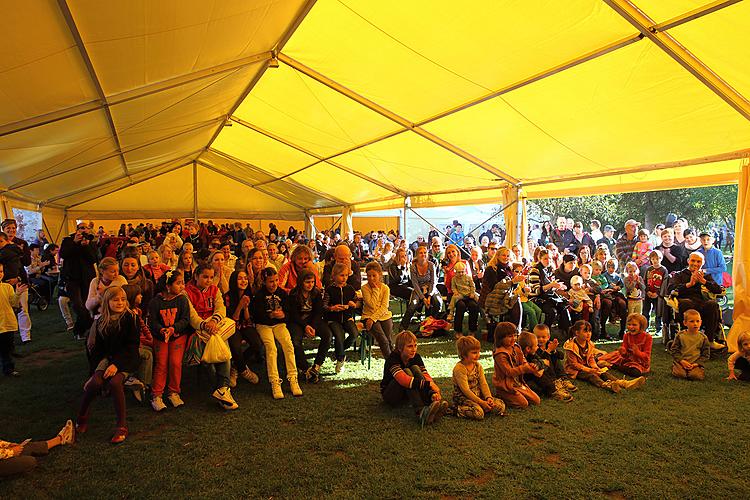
36;297;49;311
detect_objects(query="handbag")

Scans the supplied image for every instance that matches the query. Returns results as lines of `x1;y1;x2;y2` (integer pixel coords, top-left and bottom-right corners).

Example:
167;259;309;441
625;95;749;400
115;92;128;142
201;334;231;364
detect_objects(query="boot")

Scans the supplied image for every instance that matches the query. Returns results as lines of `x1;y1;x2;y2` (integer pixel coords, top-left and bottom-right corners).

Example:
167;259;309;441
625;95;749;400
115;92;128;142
602;380;621;394
271;380;284;400
240;368;259;384
289;376;303;397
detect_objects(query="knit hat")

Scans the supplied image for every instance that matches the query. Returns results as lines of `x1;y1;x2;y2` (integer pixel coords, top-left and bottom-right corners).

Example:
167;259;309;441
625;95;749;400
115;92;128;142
570;275;583;286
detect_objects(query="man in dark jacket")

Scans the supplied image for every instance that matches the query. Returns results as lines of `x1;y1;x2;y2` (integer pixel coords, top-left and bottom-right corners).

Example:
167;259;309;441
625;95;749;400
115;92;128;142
550;217;574;253
669;252;724;348
60;224;98;340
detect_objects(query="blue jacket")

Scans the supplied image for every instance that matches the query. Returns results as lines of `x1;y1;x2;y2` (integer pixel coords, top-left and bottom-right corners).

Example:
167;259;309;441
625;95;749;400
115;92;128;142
698;246;726;284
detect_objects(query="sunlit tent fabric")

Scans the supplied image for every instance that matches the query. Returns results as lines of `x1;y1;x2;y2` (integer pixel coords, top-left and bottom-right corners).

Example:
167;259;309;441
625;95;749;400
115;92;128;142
0;0;748;227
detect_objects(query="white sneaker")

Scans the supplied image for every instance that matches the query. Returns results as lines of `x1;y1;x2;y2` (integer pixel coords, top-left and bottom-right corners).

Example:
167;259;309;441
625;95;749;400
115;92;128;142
229;367;238;388
335;358;346;374
124;376;144;391
289;377;303;397
271;382;284;400
58;420;75;445
166;393;184;408
212;387;238;410
151;396;167;412
240;368;259;384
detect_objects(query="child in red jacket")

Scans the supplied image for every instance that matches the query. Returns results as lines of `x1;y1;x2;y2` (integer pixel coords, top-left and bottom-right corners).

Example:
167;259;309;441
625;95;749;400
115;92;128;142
492;322;540;409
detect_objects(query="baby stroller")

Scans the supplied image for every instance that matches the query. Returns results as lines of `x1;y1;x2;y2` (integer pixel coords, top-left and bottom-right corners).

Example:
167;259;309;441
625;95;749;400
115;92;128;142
27;282;49;311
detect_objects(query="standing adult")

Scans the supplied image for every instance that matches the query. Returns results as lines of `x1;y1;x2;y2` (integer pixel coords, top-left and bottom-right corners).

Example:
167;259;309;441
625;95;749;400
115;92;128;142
614;219;639;269
570;222;596;256
1;219;32;343
550;217;574;253
60;223;98;340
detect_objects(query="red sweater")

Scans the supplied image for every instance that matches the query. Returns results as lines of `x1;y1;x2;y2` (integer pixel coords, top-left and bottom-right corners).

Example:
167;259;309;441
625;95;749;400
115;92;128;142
619;331;652;373
185;282;225;323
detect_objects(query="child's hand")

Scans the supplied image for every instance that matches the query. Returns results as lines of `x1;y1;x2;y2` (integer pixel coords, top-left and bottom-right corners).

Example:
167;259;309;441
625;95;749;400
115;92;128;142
429;381;441;397
270;309;285;319
549;338;559;351
305;325;315;338
10;444;24;457
680;360;693;370
204;320;219;334
479;400;491;411
619;346;627;355
365;318;374;330
15;283;28;295
103;364;118;379
727;372;738;381
347;301;357;309
239;295;251;308
647;291;657;299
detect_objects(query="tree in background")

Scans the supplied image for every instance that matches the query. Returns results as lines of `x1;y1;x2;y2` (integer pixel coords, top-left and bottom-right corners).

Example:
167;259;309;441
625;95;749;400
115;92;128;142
530;185;737;232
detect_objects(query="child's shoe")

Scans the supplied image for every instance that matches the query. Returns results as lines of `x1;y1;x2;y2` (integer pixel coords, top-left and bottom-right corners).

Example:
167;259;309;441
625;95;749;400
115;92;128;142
151;396;167;412
58;420;75;445
75;416;88;435
271;381;284;400
212;387;239;410
124;376;144;391
617;376;646;390
551;388;574;402
289;377;304;397
240;368;259;384
110;426;128;445
166;393;184;408
335;357;346;374
229;367;238;388
602;380;621;394
305;365;321;384
428;400;450;425
560;378;577;392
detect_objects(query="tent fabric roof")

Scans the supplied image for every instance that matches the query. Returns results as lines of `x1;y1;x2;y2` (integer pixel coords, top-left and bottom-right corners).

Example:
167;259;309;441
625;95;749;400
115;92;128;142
1;0;748;218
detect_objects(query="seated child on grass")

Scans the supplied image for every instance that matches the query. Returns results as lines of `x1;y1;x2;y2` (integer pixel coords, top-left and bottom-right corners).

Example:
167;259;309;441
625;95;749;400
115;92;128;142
518;331;574;402
446;261;478;322
532;324;573;388
727;331;750;382
600;313;652;377
492;322;540;409
0;420;74;477
563;320;645;394
451;336;505;419
669;309;710;381
381;331;449;427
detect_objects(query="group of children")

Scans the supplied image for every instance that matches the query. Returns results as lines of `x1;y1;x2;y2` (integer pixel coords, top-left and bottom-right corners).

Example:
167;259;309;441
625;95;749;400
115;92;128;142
383;310;750;426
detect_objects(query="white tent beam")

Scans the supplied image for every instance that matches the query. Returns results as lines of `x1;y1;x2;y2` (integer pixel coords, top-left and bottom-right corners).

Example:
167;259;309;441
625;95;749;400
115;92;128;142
57;0;130;178
277;53;520;186
521;148;750;188
197;161;309;212
10;118;221;191
604;0;750;121
203;149;347;207
202;0;318;156
0;51;271;139
229;117;408;197
66;161;194;209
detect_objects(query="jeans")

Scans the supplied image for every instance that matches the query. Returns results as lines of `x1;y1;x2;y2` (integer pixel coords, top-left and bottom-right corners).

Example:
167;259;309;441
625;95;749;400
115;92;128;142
643;295;662;330
289;319;333;370
453;297;480;334
67;280;92;337
17;289;30;342
367;318;393;357
0;331;15;374
381;366;434;410
227;326;262;372
257;323;297;384
328;319;358;361
400;293;443;330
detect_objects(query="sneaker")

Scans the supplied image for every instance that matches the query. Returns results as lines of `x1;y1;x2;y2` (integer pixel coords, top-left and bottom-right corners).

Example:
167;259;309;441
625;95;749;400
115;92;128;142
66;325;75;332
620;376;647;390
211;387;239;410
305;366;320;384
110;427;128;444
429;400;450;425
166;393;184;408
419;400;443;428
124;376;144;391
239;368;259;384
5;370;20;377
561;379;577;392
710;341;726;351
602;380;621;394
229;367;238;388
551;389;574;402
151;396;167;412
418;405;432;428
335;358;346;374
58;420;75;445
289;377;303;397
75;417;88;435
271;382;284;400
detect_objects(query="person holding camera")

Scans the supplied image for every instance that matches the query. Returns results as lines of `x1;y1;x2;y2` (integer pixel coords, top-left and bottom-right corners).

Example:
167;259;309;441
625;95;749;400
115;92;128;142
60;224;98;340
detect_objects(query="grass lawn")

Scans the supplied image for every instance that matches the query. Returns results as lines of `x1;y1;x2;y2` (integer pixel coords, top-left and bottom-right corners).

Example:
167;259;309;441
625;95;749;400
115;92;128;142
1;305;749;499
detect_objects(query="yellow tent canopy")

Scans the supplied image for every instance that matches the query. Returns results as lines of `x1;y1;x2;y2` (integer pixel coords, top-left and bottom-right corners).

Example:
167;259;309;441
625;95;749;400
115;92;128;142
0;0;748;230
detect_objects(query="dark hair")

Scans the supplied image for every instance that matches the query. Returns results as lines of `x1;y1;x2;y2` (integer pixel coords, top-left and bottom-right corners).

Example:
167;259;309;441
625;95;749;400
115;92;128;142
30;243;40;251
121;284;142;308
290;268;320;305
260;267;277;281
227;269;252;313
155;269;183;294
493;322;518;348
193;262;213;281
365;261;382;274
562;254;577;264
569;320;592;337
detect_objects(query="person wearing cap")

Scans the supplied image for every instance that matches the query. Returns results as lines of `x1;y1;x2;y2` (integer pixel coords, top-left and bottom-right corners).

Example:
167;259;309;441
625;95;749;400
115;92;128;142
1;219;32;343
59;223;98;341
614;220;639;269
550;217;574;254
596;225;616;254
697;232;726;285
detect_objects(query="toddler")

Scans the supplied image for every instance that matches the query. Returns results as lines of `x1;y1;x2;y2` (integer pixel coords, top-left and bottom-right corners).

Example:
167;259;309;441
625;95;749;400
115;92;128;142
563;320;645;393
631;229;653;268
623;262;645;315
567;275;593;323
492;322;540;408
532;324;572;387
512;262;542;330
446;261;477;322
144;251;170;282
451;336;505;419
670;309;709;380
600;313;652;377
727;331;750;381
518;331;573;402
381;331;449;427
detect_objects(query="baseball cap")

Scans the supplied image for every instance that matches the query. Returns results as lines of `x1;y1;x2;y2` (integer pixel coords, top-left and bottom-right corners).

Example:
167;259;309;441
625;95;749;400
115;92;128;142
603;225;615;232
698;231;712;238
625;219;640;226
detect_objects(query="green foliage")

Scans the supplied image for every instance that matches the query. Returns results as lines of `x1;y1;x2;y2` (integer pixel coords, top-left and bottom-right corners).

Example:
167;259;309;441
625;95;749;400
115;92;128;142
530;185;737;231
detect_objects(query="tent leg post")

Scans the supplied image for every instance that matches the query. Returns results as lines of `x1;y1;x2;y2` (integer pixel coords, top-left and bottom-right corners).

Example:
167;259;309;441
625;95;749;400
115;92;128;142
192;161;198;222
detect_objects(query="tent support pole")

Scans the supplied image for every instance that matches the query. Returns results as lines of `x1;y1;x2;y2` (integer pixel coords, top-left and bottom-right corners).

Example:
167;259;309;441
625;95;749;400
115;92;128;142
604;0;750;122
193;162;198;222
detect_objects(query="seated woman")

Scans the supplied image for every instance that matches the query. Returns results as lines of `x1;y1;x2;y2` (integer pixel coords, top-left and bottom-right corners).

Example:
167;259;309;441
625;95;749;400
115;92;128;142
387;248;413;302
399;244;442;331
480;247;523;342
278;245;321;293
443;244;480;337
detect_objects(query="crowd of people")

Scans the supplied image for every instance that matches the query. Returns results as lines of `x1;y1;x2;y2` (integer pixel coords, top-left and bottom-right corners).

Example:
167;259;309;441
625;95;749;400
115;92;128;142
0;212;745;449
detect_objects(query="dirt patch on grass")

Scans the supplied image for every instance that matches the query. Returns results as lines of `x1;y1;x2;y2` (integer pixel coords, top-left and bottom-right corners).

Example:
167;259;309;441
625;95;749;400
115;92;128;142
543;453;562;466
23;348;78;368
527;436;545;446
605;491;627;500
462;468;495;486
131;422;174;440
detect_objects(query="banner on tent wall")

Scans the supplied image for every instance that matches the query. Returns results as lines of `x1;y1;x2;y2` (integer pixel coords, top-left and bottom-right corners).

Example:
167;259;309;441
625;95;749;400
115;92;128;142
10;208;43;244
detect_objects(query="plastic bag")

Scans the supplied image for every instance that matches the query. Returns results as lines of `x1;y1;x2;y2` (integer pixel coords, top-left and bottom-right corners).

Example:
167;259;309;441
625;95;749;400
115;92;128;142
201;334;231;364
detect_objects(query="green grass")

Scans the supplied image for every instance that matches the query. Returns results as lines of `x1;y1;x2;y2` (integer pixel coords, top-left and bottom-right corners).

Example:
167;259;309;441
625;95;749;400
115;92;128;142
1;305;749;499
